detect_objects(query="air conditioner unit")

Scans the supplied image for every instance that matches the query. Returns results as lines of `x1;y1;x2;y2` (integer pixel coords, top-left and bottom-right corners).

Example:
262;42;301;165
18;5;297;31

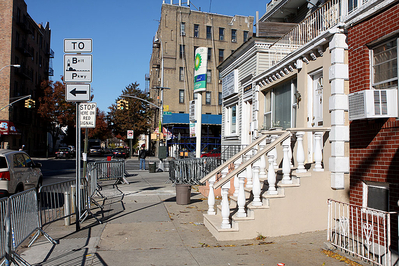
348;89;398;121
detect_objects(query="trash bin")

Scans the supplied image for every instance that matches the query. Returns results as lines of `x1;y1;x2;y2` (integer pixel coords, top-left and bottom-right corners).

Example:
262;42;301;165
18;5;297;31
149;162;156;173
176;184;191;205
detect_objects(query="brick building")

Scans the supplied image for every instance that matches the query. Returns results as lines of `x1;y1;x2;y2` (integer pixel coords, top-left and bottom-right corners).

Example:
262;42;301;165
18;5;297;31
0;0;53;155
148;1;253;157
347;1;399;251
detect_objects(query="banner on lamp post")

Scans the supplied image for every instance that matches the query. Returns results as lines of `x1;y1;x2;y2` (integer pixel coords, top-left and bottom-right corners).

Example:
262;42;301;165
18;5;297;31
194;47;208;93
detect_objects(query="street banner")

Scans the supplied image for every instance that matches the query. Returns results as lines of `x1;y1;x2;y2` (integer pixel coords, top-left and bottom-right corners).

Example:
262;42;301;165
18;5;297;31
194;47;208;93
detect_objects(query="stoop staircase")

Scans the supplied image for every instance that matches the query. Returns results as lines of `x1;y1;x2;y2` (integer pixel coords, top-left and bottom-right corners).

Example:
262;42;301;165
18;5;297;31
200;128;336;241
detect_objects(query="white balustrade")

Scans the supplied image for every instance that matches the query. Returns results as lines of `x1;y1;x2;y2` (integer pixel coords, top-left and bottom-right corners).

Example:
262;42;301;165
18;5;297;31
267;155;278;195
207;175;216;215
233;158;242;197
313;132;324;172
281;138;292;184
259;139;267;179
245;153;253;188
221;180;231;229
251;165;262;206
295;131;306;173
236;171;247;217
270;135;278;167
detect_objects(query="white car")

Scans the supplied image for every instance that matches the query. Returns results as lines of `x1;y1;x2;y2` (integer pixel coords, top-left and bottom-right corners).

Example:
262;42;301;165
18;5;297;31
0;150;43;198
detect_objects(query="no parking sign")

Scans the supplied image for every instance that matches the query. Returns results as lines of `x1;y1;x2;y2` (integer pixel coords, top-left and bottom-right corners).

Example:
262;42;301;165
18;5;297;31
127;130;134;139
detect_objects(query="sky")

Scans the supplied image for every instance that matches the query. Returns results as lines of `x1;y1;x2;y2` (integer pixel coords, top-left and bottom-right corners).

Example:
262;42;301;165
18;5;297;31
24;0;269;113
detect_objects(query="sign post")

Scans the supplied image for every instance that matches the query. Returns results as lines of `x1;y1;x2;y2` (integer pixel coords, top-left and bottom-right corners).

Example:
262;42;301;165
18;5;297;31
64;38;92;231
127;130;134;158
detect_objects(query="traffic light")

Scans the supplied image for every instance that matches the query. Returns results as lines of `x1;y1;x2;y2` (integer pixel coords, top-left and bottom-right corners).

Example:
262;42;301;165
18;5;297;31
117;99;129;110
123;100;129;110
117;100;123;110
25;99;30;108
30;99;35;108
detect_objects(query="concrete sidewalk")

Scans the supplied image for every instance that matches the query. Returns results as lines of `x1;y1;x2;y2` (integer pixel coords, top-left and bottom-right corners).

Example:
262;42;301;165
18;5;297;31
18;170;359;266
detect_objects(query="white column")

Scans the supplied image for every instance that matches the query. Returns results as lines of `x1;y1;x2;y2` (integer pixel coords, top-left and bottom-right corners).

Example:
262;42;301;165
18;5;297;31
245;153;253;188
267;155;278;195
259;139;267;179
233;158;241;197
281;138;292;184
251;164;262;206
236;172;246;217
270;135;278;167
313;132;324;172
207;175;216;215
221;181;231;229
295;131;306;173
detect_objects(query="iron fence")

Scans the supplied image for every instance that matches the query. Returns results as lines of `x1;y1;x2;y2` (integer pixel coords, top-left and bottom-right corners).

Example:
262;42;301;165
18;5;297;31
327;199;395;266
0;197;7;262
169;157;221;185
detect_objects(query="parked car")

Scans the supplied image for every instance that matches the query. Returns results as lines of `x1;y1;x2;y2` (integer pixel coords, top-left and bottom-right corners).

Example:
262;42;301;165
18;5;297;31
201;148;221;158
0;150;43;198
113;148;128;159
55;147;74;159
89;146;103;157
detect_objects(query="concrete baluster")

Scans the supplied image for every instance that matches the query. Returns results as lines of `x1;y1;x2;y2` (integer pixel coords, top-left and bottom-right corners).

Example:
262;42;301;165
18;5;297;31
282;138;292;184
207;175;216;215
267;155;278;195
295;131;306;173
270;135;278;167
245;153;253;188
314;132;324;172
288;135;293;168
251;164;262;206
233;158;241;197
221;181;231;229
236;171;247;217
259;139;267;179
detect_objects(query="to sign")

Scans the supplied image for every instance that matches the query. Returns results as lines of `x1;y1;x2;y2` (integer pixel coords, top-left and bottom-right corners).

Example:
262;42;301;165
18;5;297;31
64;39;92;53
64;54;92;82
66;84;90;102
127;130;134;139
79;103;97;128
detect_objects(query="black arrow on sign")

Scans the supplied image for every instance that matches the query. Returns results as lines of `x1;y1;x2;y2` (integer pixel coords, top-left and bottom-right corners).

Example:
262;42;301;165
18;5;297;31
70;88;87;96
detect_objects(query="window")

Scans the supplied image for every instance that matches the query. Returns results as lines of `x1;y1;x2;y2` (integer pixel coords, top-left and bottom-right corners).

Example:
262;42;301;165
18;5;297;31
225;104;237;135
219;28;225;41
372;39;397;90
179;90;184;103
207;69;212;83
179;67;184;81
180;22;186;36
231;29;237;42
206;92;211;105
219;49;224;63
263;79;296;130
207;48;212;61
206;26;212;39
243;31;249;42
219;92;222;105
194;24;199;38
193;93;198;100
180;45;185;58
363;182;389;211
194;46;199;58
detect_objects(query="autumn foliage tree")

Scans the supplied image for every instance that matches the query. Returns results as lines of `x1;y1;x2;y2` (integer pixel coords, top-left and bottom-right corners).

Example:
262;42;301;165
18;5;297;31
87;108;112;140
37;79;75;150
108;83;154;144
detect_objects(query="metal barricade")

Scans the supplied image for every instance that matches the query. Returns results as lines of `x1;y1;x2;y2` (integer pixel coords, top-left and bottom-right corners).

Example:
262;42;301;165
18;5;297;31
38;179;76;226
169;157;221;185
0;197;7;262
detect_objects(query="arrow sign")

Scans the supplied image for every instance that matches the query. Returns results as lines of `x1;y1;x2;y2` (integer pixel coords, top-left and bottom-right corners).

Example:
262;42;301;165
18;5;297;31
66;84;90;102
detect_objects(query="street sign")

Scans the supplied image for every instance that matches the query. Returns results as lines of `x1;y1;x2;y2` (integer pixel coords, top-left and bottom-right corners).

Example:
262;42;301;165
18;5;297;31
66;84;90;102
189;100;195;121
163;111;171;115
64;54;92;82
64;39;92;53
127;130;134;139
79;102;97;128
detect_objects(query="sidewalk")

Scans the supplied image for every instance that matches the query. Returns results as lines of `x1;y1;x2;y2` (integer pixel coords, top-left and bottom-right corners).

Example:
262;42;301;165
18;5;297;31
18;170;360;266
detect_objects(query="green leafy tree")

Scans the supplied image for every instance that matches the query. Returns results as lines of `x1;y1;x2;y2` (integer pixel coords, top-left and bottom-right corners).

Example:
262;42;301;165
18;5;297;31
108;83;154;143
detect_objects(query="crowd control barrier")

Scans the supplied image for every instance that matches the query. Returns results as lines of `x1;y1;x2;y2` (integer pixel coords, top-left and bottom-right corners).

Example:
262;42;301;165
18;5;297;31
0;197;7;263
169;157;221;185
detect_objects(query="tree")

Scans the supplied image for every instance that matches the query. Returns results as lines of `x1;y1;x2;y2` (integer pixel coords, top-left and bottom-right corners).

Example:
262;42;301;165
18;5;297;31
37;79;76;151
87;108;112;140
108;83;154;143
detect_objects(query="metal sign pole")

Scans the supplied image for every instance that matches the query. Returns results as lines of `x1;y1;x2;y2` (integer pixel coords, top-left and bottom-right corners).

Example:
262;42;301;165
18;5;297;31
76;103;81;231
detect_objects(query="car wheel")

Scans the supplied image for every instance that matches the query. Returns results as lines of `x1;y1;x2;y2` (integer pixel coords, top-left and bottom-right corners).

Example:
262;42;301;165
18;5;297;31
15;184;24;194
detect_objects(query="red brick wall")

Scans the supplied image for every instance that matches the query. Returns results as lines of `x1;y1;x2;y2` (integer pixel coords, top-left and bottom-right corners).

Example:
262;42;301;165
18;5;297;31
348;2;399;248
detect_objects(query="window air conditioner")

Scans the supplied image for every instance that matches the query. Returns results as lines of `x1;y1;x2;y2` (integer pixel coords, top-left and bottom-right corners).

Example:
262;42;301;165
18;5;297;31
348;89;398;121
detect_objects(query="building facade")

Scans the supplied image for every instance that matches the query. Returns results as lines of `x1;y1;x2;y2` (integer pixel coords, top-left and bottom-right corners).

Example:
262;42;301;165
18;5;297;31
0;0;53;155
148;1;253;157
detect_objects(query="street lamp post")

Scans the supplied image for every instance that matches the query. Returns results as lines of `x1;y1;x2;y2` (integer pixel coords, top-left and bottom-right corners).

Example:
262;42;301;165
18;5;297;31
0;64;20;73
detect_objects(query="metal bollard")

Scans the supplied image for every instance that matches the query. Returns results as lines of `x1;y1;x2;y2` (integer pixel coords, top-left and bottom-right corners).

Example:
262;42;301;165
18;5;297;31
64;191;71;226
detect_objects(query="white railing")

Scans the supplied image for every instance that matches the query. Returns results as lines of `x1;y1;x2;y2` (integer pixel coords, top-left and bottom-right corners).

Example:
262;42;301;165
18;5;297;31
327;199;395;266
204;128;330;229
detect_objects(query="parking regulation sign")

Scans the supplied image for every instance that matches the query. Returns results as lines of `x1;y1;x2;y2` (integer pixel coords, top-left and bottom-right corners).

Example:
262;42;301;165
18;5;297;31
127;130;134;139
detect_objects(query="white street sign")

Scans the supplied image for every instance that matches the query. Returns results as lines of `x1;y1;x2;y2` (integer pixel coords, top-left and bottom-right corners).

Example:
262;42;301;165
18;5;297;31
66;84;90;102
79;102;97;128
127;130;134;139
64;54;92;82
64;39;92;53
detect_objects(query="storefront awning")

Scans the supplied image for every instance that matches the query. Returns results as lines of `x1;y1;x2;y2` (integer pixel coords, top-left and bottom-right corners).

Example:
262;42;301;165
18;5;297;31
0;121;21;135
162;113;221;125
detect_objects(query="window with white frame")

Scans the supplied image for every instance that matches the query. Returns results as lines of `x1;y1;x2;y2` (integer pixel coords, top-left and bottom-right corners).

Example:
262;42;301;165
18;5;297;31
206;91;211;105
231;29;237;42
263;79;297;130
194;24;199;38
179;67;184;81
180;22;186;36
218;92;222;105
371;38;398;90
363;181;389;211
207;69;211;83
179;89;184;103
225;104;237;135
